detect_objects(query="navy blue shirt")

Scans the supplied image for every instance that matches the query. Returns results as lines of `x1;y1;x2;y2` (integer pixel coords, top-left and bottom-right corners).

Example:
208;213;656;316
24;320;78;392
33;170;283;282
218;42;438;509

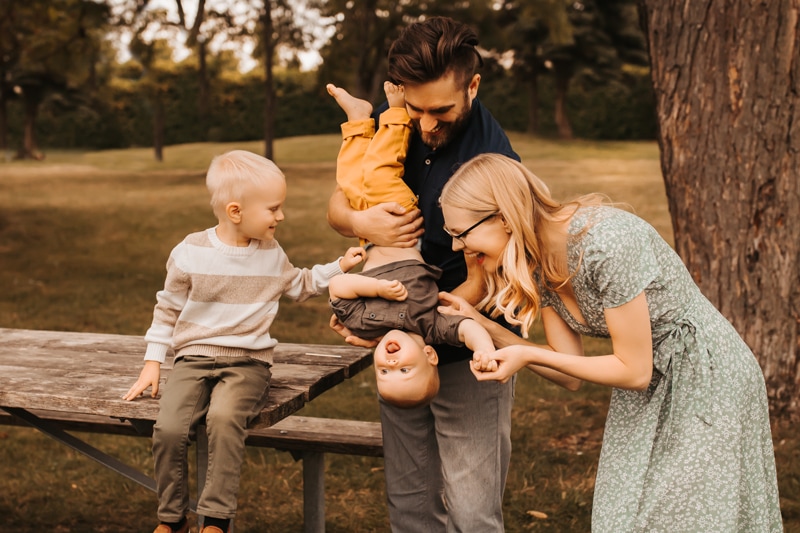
376;97;520;364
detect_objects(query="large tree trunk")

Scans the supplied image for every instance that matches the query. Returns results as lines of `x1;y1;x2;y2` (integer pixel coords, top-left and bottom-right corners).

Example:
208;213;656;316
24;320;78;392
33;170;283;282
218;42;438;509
640;0;800;421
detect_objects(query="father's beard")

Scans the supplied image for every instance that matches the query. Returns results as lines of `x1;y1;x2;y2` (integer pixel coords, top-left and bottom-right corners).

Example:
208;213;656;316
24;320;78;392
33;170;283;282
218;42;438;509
413;100;472;151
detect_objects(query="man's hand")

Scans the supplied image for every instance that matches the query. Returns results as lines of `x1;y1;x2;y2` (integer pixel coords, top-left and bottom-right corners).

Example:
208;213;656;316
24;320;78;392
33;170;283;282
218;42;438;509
352;203;423;247
329;314;380;348
122;360;161;401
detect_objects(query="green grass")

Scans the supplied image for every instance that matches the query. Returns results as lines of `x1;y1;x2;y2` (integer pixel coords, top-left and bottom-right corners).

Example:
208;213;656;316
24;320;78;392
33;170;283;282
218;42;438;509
0;135;796;532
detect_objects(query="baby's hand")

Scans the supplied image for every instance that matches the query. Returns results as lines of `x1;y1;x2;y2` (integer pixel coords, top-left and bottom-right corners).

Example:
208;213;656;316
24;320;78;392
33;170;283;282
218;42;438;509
377;279;408;301
471;350;499;373
339;247;366;272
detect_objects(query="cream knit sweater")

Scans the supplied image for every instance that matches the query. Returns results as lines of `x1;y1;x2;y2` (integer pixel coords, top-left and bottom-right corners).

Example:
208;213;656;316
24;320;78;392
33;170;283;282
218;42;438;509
143;228;342;365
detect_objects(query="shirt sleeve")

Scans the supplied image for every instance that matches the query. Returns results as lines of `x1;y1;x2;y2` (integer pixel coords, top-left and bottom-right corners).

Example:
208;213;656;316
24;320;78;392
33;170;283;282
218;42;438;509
281;252;344;302
429;313;467;347
582;212;661;309
144;242;190;362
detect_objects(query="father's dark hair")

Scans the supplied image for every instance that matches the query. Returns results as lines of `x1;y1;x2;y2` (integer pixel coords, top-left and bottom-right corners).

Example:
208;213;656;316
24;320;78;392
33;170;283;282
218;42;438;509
387;16;483;90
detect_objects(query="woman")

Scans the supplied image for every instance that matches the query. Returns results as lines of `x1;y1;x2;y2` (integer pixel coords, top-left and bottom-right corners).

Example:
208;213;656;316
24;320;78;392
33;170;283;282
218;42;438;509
438;153;781;532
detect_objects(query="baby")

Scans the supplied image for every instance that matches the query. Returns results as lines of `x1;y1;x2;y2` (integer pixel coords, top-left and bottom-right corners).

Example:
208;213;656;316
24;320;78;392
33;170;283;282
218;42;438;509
326;83;495;408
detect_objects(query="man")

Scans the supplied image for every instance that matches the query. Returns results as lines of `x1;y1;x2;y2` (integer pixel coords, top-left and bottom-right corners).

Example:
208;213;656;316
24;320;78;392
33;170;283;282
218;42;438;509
328;17;519;532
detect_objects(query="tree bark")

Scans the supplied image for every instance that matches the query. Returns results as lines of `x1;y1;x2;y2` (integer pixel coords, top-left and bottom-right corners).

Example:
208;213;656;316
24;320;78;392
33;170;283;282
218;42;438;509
553;64;573;140
0;95;7;154
17;93;42;160
526;70;539;135
197;38;210;140
640;0;800;420
153;96;164;162
262;2;275;161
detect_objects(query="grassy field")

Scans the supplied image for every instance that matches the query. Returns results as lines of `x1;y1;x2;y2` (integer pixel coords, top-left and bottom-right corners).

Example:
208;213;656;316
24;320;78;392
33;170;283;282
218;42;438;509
0;135;796;532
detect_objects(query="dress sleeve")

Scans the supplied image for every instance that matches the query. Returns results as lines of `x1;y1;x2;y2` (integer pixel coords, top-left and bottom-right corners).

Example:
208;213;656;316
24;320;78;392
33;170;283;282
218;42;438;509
582;212;661;309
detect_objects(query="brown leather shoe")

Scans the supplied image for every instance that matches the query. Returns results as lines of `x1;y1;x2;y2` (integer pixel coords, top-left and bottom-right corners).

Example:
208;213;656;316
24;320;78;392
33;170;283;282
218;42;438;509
199;527;225;533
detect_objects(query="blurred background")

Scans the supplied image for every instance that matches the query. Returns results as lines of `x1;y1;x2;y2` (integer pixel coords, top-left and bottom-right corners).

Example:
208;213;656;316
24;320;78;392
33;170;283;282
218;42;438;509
0;0;656;162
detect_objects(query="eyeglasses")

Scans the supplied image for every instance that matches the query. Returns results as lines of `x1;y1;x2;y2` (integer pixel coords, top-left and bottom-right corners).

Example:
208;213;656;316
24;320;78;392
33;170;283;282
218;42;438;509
443;213;498;244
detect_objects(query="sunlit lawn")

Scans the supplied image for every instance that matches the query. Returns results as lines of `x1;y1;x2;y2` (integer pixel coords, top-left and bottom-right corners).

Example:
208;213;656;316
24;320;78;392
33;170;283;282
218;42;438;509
0;135;795;532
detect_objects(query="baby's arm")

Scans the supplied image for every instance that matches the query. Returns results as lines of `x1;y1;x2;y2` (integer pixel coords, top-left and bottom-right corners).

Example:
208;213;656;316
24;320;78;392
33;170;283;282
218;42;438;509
123;360;161;400
329;274;408;301
457;318;498;373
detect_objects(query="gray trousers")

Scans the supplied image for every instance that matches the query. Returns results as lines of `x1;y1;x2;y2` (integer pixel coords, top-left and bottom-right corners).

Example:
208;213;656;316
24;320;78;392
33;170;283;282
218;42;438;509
152;355;271;521
380;358;515;532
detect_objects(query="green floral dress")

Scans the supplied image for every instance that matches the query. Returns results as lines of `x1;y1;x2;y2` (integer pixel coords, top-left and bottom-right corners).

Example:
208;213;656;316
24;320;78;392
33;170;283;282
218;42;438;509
540;206;782;532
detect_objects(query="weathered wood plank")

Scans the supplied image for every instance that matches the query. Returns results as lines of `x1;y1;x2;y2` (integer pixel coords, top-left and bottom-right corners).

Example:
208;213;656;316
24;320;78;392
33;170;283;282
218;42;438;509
0;410;383;456
0;328;372;429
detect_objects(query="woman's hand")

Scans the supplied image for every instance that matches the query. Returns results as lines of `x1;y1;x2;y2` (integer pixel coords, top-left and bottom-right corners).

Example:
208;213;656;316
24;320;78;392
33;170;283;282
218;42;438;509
329;314;379;348
437;291;484;322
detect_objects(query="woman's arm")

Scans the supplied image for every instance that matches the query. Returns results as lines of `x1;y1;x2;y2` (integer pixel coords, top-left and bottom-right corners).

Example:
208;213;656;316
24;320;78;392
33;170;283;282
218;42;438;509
438;292;583;390
474;292;654;390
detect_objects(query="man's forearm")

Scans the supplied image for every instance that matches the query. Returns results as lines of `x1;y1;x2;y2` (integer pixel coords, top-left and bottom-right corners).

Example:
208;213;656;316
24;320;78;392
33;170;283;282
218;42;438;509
327;187;357;237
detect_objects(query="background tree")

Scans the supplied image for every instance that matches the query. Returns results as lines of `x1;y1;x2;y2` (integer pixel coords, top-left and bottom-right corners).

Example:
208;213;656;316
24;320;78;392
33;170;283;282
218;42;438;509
0;0;110;159
317;1;423;102
483;1;557;135
249;0;304;160
639;0;800;420
127;27;177;162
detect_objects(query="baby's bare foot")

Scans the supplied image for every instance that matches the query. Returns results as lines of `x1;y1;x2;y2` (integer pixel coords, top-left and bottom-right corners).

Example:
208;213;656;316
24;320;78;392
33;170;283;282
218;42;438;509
377;279;408;301
384;81;405;108
327;83;373;122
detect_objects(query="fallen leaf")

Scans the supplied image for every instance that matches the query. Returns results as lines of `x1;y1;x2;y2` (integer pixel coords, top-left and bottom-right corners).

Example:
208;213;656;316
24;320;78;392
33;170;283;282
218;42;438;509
527;510;548;519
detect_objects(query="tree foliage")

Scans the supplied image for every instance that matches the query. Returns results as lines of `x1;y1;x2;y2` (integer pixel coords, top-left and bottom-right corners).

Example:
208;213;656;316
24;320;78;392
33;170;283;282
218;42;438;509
0;0;110;159
0;0;656;156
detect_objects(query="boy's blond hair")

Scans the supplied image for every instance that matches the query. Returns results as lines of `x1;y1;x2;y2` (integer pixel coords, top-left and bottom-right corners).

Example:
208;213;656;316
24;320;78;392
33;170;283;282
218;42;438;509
206;150;285;218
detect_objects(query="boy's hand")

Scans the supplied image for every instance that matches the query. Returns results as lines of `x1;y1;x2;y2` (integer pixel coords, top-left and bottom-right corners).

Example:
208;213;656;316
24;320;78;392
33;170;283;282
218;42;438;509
122;360;161;401
339;247;366;273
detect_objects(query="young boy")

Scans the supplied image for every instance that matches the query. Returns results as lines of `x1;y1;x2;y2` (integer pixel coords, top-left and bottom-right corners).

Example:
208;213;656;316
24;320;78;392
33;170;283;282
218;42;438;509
326;83;495;408
123;150;363;533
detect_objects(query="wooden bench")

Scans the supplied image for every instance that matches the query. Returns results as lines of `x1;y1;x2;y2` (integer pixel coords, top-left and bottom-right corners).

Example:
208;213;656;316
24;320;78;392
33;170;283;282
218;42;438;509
0;409;383;533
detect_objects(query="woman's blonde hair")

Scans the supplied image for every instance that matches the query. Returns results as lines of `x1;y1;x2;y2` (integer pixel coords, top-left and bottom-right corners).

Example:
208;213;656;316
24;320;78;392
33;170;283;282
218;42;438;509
206;150;285;218
440;153;605;336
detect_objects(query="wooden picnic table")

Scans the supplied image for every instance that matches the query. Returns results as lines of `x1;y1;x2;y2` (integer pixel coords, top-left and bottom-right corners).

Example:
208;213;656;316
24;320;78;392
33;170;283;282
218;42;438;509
0;327;375;532
0;327;372;427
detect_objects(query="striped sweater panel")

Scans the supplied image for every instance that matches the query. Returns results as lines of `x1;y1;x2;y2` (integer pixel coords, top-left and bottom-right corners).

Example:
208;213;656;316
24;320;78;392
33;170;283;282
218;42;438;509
143;228;342;364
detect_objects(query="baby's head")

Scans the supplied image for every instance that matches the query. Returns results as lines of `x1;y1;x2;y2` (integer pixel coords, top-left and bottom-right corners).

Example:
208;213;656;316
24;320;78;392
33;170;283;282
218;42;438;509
374;330;439;408
206;150;285;220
